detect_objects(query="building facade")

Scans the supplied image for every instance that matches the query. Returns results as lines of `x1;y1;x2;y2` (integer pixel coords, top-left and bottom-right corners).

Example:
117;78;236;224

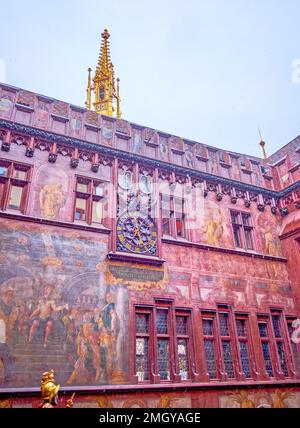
0;33;300;408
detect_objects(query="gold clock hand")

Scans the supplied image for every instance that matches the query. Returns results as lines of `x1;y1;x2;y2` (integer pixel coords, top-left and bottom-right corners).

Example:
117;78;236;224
133;218;144;246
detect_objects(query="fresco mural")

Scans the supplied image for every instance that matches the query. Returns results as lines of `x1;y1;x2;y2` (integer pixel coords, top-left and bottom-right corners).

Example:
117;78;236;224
0;220;129;389
257;212;282;256
34;164;69;220
201;202;230;247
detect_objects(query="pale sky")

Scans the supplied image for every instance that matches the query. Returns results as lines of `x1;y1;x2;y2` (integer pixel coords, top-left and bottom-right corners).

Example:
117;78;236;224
1;0;300;157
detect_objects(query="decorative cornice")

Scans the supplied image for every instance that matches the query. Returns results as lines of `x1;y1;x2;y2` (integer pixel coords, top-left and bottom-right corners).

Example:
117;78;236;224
107;251;165;266
0;119;298;199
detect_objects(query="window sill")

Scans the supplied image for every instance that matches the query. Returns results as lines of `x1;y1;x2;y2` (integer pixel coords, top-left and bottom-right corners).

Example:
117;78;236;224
0;211;111;234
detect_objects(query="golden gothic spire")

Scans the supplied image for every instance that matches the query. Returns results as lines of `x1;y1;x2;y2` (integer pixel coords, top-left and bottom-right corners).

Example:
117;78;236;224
85;28;121;118
259;140;267;160
258;129;267;160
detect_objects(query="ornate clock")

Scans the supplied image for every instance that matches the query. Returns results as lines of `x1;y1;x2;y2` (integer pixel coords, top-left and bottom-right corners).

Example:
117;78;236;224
117;211;157;255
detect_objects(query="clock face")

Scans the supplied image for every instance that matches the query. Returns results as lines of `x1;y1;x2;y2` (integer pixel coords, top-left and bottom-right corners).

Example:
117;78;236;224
117;211;157;255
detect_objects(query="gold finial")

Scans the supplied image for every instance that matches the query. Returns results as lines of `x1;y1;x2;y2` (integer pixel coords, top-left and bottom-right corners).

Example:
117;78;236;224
85;67;92;110
258;128;267;160
86;28;121;118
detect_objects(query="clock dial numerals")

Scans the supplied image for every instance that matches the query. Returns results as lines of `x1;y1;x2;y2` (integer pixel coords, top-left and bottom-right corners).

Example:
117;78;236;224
117;212;157;255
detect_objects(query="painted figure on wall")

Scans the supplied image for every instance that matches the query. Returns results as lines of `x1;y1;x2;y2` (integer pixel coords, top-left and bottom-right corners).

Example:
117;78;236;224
0;288;15;384
39;184;66;220
66;291;119;385
28;283;69;347
203;208;225;246
257;214;281;256
0;223;129;389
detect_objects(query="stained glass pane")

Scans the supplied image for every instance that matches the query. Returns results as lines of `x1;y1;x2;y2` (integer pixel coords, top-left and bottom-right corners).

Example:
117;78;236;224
233;226;242;247
231;211;240;224
135;313;149;334
157;339;170;380
242;213;251;226
202;319;214;336
272;315;281;338
261;342;273;376
75;198;86;221
177;338;189;380
8;186;22;210
259;323;267;338
0;166;8;177
204;339;217;379
176;218;184;237
219;313;229;336
77;182;89;193
13;169;27;180
277;342;288;376
156;309;168;334
222;340;234;378
94;184;104;197
236;319;246;337
244;229;253;250
239;341;251;378
176;316;187;335
92;200;102;224
136;338;149;381
162;216;170;235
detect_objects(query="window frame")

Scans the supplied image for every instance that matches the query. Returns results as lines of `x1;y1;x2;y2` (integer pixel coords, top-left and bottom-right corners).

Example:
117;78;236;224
234;314;253;379
134;302;194;384
174;310;192;381
134;308;153;383
257;315;275;378
201;312;219;380
0;159;31;214
270;311;290;378
73;176;105;225
160;193;187;239
230;210;254;250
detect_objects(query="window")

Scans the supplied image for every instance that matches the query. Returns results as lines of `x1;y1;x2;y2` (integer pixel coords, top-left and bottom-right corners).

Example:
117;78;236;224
160;194;186;239
258;318;274;377
0;160;31;213
74;177;105;225
201;308;241;381
287;318;300;377
219;312;235;379
161;194;171;235
134;304;193;383
174;197;185;238
230;211;254;250
271;312;289;377
235;316;252;378
135;311;151;382
175;313;191;380
156;308;171;380
202;316;217;379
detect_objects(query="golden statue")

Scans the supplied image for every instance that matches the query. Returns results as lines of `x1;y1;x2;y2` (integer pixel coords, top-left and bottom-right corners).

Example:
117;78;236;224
39;183;65;220
39;369;74;408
